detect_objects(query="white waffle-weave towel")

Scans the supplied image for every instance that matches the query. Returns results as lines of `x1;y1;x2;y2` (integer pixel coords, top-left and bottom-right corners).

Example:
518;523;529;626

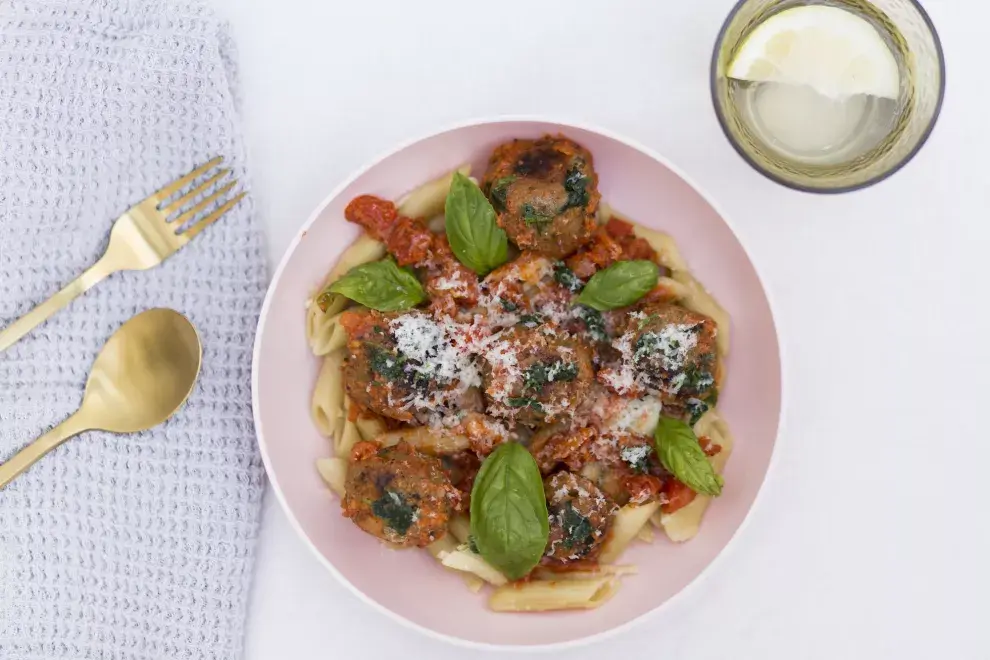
0;0;267;657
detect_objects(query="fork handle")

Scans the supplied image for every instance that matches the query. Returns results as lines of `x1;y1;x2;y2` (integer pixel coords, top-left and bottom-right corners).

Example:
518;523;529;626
0;412;88;489
0;255;118;352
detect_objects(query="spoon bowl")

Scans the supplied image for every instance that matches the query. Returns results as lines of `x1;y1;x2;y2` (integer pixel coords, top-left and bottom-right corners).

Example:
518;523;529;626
82;308;202;433
0;308;202;488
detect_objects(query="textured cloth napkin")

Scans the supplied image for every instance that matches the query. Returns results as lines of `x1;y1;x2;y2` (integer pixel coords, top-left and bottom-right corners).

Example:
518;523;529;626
0;1;267;658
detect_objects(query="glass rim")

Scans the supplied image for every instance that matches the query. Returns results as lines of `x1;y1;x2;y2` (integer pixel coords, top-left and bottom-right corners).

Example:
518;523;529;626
709;0;947;194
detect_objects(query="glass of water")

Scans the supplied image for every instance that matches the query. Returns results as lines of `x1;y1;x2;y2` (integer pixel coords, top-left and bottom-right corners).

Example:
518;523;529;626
711;0;945;193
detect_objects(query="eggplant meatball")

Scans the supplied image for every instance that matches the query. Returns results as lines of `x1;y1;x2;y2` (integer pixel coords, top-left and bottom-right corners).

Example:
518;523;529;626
339;309;482;423
482;136;600;259
481;323;594;425
543;471;616;564
599;303;719;403
342;441;460;547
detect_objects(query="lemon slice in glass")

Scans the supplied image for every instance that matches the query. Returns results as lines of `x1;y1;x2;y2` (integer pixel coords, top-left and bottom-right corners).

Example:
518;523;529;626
727;5;900;100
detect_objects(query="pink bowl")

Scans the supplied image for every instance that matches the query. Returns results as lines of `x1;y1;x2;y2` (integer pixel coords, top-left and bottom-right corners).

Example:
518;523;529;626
252;119;782;649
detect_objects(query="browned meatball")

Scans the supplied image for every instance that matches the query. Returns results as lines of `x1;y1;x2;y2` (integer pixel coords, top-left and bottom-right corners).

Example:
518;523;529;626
543;472;616;564
482;136;600;259
481;323;594;425
339;309;482;423
598;303;719;404
342;441;460;548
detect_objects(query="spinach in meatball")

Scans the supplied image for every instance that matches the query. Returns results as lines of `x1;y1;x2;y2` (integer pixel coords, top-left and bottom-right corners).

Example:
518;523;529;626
342;441;460;548
339;309;482;423
598;303;719;404
543;471;616;564
482;136;600;259
481;323;594;426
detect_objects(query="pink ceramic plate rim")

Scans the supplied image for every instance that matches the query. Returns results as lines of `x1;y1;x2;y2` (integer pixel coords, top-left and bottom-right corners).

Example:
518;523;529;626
252;116;787;652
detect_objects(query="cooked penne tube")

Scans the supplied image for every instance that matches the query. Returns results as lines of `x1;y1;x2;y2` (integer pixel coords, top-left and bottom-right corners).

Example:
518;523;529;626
489;577;620;612
397;165;470;220
672;270;731;356
632;224;689;272
635;524;655;544
334;395;361;458
315;457;347;497
426;537;486;593
438;546;508;586
377;427;471;454
599;501;661;564
531;565;638;581
354;413;387;442
311;351;346;439
448;513;471;544
661;410;735;542
308;235;387;322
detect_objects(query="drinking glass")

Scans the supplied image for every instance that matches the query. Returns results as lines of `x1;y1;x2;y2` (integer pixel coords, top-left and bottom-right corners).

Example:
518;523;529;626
711;0;945;193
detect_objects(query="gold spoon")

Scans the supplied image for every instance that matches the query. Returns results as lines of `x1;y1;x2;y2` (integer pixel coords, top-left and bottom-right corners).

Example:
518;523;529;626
0;308;202;489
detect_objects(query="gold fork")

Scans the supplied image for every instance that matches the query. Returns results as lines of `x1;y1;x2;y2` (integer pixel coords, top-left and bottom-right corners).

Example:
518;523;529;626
0;157;245;352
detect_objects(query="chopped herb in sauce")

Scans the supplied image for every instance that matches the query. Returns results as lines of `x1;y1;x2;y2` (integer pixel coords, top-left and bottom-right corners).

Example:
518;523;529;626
620;444;653;473
518;313;545;328
686;398;710;426
499;297;519;312
468;535;480;554
553;261;584;293
371;489;417;536
507;396;545;412
575;305;607;342
522;360;578;392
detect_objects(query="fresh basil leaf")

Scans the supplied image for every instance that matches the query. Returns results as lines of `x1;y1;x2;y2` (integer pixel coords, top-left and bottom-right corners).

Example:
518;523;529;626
470;443;549;580
445;172;509;275
328;258;426;311
654;417;723;497
576;260;659;311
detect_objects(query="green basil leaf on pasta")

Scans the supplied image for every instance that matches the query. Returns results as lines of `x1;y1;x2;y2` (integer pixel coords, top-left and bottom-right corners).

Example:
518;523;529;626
576;260;659;311
328;258;426;312
470;442;549;580
445;172;509;275
654;417;723;497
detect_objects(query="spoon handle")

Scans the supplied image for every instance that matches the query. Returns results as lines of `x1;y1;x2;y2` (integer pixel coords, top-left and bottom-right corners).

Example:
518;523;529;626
0;412;89;489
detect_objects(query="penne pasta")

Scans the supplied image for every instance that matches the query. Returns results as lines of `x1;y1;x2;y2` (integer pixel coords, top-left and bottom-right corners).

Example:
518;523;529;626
396;165;470;220
377;427;471;455
531;565;638;582
335;395;362;457
448;513;472;545
661;410;735;542
672;270;731;356
306;307;350;356
426;537;486;593
355;413;387;442
439;545;508;586
306;235;387;329
599;501;661;564
315;457;348;497
489;577;620;612
632;224;689;272
311;351;346;439
635;524;655;544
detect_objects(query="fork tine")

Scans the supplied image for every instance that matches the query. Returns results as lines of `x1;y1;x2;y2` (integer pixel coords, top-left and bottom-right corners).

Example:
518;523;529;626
181;191;247;241
161;168;231;217
172;181;238;228
154;156;224;203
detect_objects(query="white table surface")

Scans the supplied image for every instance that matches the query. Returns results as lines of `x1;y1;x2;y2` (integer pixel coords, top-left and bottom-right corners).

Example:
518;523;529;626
210;1;988;657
